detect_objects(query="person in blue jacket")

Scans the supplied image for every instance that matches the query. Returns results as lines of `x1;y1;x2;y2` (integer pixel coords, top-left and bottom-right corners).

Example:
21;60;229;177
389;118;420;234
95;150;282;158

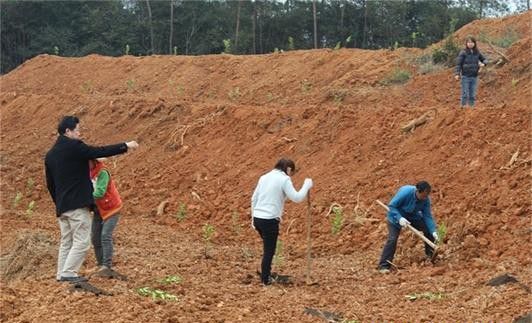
377;181;439;273
454;36;488;108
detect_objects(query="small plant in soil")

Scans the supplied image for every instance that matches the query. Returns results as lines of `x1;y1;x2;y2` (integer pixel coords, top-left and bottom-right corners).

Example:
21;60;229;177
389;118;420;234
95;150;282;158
137;287;178;301
26;201;35;217
176;202;187;221
331;206;344;235
13;191;22;208
126;79;135;92
26;177;34;194
300;79;312;93
203;223;215;258
380;68;411;85
436;222;447;245
328;88;348;104
160;275;182;285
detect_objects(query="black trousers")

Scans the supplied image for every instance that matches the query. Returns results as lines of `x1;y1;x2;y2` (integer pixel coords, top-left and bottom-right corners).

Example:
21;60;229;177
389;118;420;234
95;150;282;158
253;217;279;284
378;217;435;269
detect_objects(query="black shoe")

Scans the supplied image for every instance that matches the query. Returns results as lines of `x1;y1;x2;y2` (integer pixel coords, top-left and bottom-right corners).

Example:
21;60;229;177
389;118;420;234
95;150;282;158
59;276;88;283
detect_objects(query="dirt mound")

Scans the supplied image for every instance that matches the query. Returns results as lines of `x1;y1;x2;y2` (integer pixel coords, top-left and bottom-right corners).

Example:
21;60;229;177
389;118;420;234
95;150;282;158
453;11;531;42
0;231;55;283
0;10;530;322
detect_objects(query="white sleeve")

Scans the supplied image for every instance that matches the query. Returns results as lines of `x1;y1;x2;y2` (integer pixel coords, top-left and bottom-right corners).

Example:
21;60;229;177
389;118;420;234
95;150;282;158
282;178;310;203
251;180;260;210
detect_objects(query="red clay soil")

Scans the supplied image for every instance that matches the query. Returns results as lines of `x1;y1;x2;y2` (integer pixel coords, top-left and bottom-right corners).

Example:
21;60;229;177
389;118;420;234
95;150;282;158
0;11;530;323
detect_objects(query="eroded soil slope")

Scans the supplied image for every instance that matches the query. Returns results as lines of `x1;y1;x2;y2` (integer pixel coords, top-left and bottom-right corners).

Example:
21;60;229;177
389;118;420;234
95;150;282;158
0;11;530;323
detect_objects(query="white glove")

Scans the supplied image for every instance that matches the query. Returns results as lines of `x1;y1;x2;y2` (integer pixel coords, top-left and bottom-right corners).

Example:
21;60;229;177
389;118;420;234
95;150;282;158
304;178;313;189
126;141;139;149
433;232;439;242
398;217;410;227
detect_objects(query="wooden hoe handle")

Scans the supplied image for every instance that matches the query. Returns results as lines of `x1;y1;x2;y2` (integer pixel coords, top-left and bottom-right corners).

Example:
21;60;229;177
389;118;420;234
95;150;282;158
305;191;312;283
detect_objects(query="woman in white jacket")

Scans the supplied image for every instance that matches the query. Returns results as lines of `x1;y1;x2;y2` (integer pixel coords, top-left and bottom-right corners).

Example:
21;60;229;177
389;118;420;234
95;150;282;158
251;158;313;285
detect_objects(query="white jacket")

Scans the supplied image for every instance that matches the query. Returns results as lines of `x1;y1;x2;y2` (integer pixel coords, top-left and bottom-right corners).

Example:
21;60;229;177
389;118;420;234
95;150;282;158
251;169;312;220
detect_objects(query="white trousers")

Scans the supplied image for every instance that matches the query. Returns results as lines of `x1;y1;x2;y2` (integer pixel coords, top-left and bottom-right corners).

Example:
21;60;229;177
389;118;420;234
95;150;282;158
56;208;91;279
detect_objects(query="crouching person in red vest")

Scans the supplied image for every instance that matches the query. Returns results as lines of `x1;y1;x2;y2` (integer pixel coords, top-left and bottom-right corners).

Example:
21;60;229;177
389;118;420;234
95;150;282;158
89;159;126;280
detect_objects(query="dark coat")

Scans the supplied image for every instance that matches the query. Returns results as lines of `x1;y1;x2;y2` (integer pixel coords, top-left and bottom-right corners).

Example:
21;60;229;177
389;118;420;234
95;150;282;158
455;49;488;77
45;135;128;216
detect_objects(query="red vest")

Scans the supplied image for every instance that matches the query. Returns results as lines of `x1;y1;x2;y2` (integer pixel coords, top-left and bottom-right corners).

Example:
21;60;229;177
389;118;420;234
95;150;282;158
90;162;122;220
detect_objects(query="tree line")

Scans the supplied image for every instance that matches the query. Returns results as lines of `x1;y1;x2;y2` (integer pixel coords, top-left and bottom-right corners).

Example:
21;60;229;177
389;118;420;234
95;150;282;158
1;0;529;74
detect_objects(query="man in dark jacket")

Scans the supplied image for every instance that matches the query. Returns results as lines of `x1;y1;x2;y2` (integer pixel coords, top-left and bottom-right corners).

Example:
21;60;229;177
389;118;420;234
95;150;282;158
45;116;138;283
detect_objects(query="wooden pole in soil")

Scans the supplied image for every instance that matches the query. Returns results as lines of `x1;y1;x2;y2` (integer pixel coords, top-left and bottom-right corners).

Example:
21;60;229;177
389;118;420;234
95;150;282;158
305;191;315;285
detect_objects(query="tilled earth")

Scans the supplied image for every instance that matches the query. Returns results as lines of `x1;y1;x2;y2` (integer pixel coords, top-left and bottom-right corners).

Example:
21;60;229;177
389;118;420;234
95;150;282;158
0;12;530;322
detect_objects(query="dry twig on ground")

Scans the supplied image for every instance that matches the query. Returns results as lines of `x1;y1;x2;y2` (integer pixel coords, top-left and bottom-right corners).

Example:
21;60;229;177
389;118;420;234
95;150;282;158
401;108;437;133
167;107;226;149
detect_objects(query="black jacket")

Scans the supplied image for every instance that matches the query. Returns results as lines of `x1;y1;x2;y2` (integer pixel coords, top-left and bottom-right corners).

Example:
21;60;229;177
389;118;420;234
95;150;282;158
45;135;128;216
455;49;487;77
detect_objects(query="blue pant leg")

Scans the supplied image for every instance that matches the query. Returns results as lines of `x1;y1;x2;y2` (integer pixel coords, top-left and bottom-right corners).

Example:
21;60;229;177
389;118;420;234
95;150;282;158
460;77;469;107
91;210;103;266
378;221;401;268
101;214;120;268
468;76;478;107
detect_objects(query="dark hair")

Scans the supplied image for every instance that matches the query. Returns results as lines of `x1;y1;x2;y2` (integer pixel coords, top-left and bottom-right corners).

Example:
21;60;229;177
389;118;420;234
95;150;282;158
57;116;79;135
274;158;296;174
416;181;431;193
464;36;478;53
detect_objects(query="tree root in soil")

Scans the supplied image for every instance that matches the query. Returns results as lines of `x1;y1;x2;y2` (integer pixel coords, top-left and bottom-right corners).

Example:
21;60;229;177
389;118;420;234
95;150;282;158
167;107;226;149
156;199;169;216
401;109;437;133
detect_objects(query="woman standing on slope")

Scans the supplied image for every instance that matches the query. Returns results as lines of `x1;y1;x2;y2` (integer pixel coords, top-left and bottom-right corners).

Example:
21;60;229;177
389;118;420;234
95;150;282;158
251;158;313;286
454;36;488;108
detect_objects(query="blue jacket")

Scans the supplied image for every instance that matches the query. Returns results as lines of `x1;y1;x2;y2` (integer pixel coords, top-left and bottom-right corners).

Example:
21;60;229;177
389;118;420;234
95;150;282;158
386;185;436;233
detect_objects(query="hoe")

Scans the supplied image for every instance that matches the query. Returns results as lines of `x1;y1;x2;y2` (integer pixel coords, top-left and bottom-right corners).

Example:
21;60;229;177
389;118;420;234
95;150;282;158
376;199;439;262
